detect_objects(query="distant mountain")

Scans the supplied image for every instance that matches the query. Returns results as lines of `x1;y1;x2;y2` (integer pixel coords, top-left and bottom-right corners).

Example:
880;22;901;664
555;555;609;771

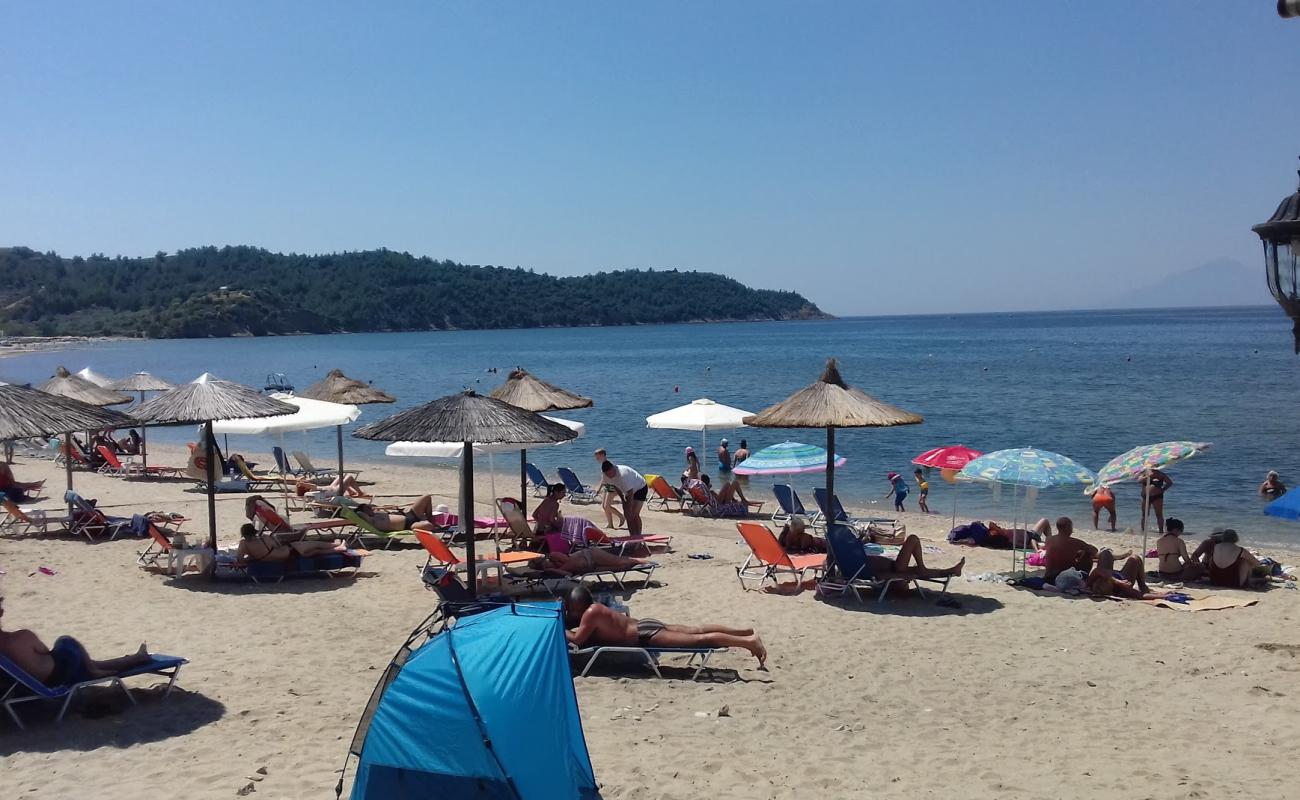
1112;257;1272;309
0;246;830;339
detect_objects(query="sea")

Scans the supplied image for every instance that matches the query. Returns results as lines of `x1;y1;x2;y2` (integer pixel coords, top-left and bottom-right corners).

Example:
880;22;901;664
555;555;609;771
4;306;1300;547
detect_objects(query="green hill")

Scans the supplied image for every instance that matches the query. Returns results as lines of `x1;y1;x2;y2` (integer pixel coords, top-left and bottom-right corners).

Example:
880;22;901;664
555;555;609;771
0;246;829;338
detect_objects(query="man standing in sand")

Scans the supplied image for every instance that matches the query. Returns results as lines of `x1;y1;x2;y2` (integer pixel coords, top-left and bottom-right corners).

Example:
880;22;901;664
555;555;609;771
0;596;154;687
1042;517;1098;584
592;448;624;528
563;586;766;667
598;460;647;537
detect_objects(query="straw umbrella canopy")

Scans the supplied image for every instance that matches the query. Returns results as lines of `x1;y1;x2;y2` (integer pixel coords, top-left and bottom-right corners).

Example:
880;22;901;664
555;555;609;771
298;369;397;483
74;367;114;388
0;382;133;509
354;390;578;596
743;359;923;516
488;368;593;515
39;366;131;407
131;374;297;561
108;372;177;470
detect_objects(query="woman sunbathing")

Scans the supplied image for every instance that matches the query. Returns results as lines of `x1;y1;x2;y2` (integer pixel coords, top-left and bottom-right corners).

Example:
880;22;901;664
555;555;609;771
296;474;367;500
350;495;442;532
777;516;826;553
543;546;646;577
236;524;350;562
0;462;44;503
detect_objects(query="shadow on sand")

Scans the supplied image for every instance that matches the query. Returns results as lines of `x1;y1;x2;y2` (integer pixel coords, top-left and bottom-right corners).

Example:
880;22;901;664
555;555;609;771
0;686;225;754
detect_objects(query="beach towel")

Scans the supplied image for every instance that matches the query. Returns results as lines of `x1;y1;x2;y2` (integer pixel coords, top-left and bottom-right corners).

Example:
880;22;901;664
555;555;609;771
1144;595;1260;612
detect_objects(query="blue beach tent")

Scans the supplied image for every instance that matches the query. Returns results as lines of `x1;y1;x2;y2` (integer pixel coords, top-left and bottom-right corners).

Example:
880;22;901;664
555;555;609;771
344;603;602;799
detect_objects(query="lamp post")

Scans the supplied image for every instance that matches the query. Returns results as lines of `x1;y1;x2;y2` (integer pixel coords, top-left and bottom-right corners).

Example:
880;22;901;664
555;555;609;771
1252;160;1300;353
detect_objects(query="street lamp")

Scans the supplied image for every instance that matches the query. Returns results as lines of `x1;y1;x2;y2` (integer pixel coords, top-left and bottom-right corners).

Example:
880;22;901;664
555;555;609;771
1252;160;1300;353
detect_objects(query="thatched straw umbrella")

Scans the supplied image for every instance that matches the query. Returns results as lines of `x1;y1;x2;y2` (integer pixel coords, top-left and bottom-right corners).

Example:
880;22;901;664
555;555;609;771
354;390;577;596
74;367;114;388
109;372;177;471
488;368;592;514
39;366;131;407
298;369;396;482
743;359;923;513
131;374;296;560
0;382;133;511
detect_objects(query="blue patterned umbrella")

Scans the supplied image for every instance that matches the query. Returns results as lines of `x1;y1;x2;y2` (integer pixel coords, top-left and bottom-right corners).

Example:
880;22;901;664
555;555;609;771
732;441;846;476
958;447;1097;489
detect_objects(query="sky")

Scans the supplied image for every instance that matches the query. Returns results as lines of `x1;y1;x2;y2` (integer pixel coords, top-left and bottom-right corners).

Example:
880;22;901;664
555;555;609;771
1;2;1298;316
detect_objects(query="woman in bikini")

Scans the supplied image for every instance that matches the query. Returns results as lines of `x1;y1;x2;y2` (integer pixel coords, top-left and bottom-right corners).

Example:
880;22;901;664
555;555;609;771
1138;468;1173;534
543;545;645;576
236;524;349;562
1091;485;1117;531
1087;549;1170;600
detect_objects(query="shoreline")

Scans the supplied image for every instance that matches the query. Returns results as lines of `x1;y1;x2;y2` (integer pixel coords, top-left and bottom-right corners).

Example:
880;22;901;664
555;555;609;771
0;335;131;359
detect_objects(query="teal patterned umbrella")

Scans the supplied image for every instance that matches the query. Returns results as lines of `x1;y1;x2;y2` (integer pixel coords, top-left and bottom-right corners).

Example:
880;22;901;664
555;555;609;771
958;447;1097;489
732;441;846;476
1093;441;1211;489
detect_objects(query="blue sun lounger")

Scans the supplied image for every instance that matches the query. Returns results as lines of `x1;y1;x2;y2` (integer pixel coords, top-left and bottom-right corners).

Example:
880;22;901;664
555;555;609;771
568;641;722;680
557;467;599;504
771;484;809;525
0;652;187;729
812;487;899;534
526;463;551;497
819;524;950;604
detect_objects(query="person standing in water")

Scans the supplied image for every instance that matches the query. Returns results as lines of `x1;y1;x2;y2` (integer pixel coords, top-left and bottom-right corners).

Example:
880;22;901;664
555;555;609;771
717;438;733;475
1138;468;1173;534
1091;485;1117;532
1260;471;1287;498
913;468;930;513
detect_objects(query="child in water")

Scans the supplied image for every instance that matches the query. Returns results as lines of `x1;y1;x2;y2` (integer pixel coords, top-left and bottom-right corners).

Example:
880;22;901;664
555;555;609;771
913;468;930;513
883;472;909;512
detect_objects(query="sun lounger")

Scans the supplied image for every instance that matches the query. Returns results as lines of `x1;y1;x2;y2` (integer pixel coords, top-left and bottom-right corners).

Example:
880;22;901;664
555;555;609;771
812;488;900;534
65;491;133;542
0;652;187;730
498;497;671;555
526;463;551;497
136;520;211;576
734;521;825;590
272;446;305;478
819;524;949;603
557;467;599;504
684;484;760;518
96;445;181;479
292;450;359;481
647;475;686;512
217;551;366;583
568;641;722;680
415;530;542;587
232;455;299;492
335;505;416;549
771;484;811;525
0;493;67;536
248;496;352;539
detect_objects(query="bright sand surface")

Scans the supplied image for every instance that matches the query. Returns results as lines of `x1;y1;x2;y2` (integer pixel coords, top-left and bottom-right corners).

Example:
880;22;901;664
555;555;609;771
2;444;1299;799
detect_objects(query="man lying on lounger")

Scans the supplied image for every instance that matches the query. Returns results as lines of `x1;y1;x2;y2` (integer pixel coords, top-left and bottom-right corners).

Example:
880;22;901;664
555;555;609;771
562;585;767;667
867;534;965;579
0;596;154;687
236;524;353;562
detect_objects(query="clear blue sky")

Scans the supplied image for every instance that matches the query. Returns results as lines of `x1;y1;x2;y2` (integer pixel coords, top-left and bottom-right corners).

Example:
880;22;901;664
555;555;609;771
2;2;1297;315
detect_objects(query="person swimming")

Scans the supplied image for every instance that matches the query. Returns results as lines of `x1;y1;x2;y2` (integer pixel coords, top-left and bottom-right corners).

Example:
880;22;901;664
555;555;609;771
1260;471;1287;498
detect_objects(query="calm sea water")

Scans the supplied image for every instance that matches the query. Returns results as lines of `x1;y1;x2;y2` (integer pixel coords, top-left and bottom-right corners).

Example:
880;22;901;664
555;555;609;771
4;307;1300;546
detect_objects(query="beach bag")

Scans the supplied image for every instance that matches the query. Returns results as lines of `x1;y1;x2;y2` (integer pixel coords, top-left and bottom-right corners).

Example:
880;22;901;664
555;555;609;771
1054;568;1086;592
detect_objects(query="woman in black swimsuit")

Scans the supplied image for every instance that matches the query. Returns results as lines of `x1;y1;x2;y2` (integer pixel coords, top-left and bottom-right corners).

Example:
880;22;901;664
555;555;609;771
1138;468;1173;534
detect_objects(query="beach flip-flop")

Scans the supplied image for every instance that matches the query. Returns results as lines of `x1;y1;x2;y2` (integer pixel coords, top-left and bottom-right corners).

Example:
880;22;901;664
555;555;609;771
687;553;714;560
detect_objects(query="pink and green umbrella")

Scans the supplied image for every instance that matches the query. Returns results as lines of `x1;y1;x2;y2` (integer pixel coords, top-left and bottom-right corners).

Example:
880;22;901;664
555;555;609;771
1093;441;1212;489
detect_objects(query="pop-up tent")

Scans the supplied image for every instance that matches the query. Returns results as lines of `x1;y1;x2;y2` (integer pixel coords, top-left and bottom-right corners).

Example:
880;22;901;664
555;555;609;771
343;603;602;799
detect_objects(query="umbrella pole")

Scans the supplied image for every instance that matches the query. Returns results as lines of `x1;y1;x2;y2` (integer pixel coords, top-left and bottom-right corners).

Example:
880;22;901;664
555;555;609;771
278;432;292;524
951;480;960;532
64;431;74;516
205;421;218;567
520;448;528;516
825;426;836;524
336;425;345;488
489;451;500;559
139;390;149;470
461;443;477;597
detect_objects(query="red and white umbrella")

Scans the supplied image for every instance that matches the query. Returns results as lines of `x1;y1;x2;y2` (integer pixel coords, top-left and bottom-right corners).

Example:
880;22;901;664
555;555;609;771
912;444;984;528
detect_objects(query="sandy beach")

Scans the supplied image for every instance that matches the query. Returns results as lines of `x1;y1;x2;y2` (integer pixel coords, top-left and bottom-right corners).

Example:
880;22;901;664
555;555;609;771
2;443;1298;799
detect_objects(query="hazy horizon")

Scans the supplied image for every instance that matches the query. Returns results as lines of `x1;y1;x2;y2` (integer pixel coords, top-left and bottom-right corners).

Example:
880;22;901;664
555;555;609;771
2;3;1297;316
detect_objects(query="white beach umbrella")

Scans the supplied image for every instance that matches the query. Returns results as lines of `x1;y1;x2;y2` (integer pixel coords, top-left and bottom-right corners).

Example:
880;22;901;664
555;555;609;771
75;367;114;388
646;398;752;457
212;393;360;435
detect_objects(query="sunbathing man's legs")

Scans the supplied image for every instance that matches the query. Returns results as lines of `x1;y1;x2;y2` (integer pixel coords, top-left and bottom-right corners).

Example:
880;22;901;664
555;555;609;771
408;494;435;521
644;628;766;666
890;535;965;578
1118;555;1150;593
289;539;348;557
716;479;748;504
56;636;153;679
662;623;754;636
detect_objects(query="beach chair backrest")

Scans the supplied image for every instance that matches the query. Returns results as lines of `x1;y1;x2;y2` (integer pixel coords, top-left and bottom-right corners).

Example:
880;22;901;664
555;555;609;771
292;451;315;472
251;499;292;533
272;447;292;475
497;498;534;540
337;505;387;536
812;487;837;520
735;521;794;568
825;524;870;581
0;655;58;696
232;455;259;482
649;475;677;501
557;467;585;493
773;484;806;516
2;495;34;524
416;530;459;567
526;463;548;488
687;484;712;507
98;446;125;471
147;522;173;554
